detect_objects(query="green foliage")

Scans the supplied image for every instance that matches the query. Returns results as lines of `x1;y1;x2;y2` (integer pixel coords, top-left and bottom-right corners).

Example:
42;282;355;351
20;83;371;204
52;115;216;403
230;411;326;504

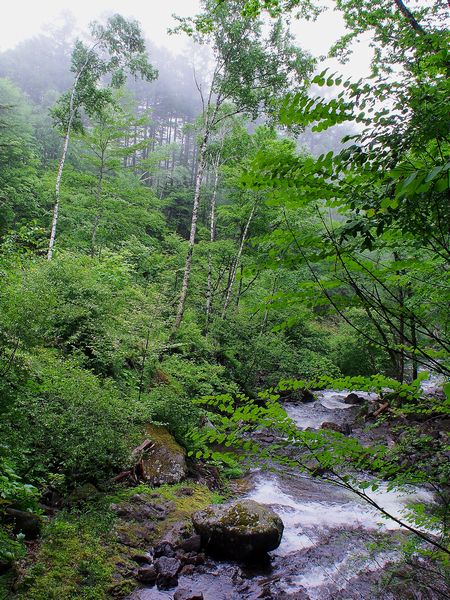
0;454;38;511
0;2;448;591
0;79;40;236
51;15;157;134
1;350;138;488
17;507;117;600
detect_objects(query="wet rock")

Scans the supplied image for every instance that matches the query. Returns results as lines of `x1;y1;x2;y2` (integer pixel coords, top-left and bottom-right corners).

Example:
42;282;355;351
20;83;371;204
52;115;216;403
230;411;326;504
5;508;41;540
321;421;352;435
176;487;194;497
301;389;316;403
155;556;181;576
131;553;152;564
136;565;157;584
192;499;283;560
277;388;316;403
276;591;310;599
111;499;172;522
174;589;204;600
154;541;176;558
187;461;222;490
255;432;276;444
155;556;181;589
179;564;196;576
180;534;202;553
344;393;365;405
141;425;187;486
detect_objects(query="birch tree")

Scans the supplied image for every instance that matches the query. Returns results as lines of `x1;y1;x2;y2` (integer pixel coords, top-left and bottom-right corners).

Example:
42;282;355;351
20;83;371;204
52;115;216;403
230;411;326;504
47;14;157;260
171;0;313;329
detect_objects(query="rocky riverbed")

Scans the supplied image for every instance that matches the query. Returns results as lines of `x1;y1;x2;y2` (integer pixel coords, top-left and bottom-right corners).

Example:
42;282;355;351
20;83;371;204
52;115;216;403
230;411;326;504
126;384;447;600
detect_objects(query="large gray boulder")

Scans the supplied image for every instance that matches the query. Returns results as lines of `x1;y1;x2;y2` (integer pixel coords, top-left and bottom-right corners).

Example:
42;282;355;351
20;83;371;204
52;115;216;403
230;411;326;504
192;499;283;559
140;425;187;486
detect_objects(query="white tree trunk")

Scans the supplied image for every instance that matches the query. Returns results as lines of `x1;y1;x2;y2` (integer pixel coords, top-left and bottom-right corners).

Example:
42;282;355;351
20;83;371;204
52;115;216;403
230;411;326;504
47;82;78;261
205;155;221;330
174;133;209;330
221;202;256;318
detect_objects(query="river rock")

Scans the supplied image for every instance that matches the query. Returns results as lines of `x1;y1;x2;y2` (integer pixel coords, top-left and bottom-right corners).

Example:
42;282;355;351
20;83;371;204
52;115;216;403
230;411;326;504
192;499;283;559
321;421;352;435
154;541;176;558
136;565;157;584
5;508;41;540
343;393;365;405
180;533;202;553
155;556;181;589
301;389;316;403
174;590;204;600
141;425;187;486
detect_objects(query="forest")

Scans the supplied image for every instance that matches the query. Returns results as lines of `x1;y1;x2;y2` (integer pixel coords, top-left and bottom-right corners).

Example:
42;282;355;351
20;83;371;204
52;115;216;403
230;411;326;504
0;1;449;599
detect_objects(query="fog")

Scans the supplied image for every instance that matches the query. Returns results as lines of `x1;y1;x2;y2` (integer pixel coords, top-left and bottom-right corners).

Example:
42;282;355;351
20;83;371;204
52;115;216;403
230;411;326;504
1;0;372;77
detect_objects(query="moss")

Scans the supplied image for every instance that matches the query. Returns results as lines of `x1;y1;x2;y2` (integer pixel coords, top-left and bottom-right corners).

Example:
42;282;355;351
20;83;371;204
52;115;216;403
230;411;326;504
145;425;185;455
17;482;220;600
16;508;121;600
0;571;15;600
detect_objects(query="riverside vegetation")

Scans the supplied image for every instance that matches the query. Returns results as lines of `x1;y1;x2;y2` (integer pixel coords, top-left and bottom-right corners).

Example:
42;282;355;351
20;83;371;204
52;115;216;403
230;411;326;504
0;1;449;598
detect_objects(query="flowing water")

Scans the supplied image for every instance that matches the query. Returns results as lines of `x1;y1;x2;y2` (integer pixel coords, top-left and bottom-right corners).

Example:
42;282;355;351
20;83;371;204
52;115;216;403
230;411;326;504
129;386;439;600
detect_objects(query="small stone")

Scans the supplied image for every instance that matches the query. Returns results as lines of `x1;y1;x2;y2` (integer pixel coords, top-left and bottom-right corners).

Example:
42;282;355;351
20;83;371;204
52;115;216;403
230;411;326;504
344;393;365;405
174;589;204;600
175;487;194;497
131;553;152;564
154;541;175;558
320;422;352;435
156;573;178;590
136;565;157;584
155;556;182;589
155;556;181;578
179;564;196;576
130;493;149;503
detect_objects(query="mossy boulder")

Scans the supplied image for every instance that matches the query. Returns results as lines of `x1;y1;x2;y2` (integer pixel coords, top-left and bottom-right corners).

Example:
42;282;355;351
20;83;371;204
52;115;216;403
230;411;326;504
192;499;283;559
141;425;187;486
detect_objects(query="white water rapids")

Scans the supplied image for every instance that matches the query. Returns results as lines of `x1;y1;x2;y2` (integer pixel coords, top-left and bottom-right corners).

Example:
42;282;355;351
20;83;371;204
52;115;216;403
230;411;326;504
130;379;442;599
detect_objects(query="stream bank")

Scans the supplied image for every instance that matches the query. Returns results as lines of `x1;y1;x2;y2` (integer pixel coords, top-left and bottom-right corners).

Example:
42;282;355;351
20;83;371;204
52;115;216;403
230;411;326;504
127;387;448;600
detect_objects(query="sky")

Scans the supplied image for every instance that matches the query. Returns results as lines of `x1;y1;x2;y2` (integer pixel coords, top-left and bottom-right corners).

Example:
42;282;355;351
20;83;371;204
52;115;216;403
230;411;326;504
0;0;372;77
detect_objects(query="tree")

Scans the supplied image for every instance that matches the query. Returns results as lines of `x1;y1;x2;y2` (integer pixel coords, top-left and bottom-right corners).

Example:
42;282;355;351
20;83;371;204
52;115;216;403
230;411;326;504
171;0;314;329
76;94;151;256
0;79;40;237
237;0;450;379
47;14;157;260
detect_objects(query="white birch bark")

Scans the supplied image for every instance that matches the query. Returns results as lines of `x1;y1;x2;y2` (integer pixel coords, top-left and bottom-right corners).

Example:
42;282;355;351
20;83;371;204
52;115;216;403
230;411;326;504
47;109;74;260
174;133;209;330
47;64;87;260
47;42;100;260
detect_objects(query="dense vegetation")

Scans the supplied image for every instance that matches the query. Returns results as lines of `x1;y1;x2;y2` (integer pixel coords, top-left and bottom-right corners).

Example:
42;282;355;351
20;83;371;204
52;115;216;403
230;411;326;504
0;1;448;598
